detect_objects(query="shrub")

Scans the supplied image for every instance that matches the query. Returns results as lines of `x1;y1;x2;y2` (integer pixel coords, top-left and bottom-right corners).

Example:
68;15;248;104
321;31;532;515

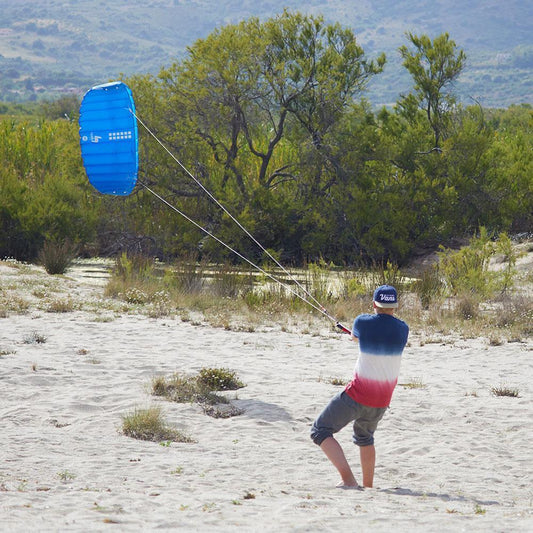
151;368;246;417
413;265;445;309
121;406;193;442
455;294;479;320
165;253;206;294
210;263;253;298
38;239;77;275
197;367;245;391
438;229;517;300
113;252;156;283
490;385;520;398
368;260;406;291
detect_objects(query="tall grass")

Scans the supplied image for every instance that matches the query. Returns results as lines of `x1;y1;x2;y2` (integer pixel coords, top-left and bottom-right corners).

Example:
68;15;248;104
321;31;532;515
104;240;531;341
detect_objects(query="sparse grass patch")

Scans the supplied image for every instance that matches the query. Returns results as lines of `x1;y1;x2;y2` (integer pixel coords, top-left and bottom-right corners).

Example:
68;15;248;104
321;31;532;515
23;331;47;344
57;470;76;482
0;293;30;315
455;294;479;320
490;385;520;398
318;375;345;386
44;296;77;313
120;406;194;443
399;378;426;389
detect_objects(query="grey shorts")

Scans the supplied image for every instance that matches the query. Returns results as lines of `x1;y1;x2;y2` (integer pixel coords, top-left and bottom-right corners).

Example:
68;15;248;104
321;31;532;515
310;391;387;447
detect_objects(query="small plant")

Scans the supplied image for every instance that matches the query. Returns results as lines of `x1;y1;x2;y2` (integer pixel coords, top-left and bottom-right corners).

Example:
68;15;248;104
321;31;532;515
455;294;479;320
57;470;76;482
45;297;76;313
318;375;345;386
151;368;245;418
197;367;245;391
120;406;194;443
399;378;426;389
202;404;244;418
490;385;520;398
124;287;149;304
474;504;486;515
23;331;47;344
39;239;77;275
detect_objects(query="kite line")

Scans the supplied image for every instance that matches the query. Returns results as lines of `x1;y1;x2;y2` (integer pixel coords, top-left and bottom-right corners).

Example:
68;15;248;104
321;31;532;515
133;113;351;334
78;81;350;334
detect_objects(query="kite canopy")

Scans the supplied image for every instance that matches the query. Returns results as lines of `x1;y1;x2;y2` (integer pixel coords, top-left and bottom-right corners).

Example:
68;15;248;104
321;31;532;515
79;81;138;195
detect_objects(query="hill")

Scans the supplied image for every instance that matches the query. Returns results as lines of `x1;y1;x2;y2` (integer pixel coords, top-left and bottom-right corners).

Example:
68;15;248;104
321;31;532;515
0;0;531;107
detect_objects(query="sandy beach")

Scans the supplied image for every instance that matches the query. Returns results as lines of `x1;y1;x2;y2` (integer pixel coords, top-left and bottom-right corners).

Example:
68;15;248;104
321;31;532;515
0;261;531;532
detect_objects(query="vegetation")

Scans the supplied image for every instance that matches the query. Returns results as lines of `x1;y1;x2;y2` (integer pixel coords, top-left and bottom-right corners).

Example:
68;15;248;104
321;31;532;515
38;239;77;274
121;405;194;442
0;13;531;270
490;385;520;398
152;367;245;418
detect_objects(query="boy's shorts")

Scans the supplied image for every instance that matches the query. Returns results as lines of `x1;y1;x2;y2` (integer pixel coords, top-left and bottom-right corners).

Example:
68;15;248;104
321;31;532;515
310;391;387;447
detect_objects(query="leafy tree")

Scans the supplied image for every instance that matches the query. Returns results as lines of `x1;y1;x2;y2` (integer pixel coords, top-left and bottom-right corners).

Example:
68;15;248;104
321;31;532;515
399;32;466;150
130;10;385;262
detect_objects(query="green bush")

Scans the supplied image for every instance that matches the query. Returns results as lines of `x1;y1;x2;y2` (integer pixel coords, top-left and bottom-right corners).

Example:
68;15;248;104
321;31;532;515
197;367;245;391
38;239;77;274
121;406;193;443
438;229;517;299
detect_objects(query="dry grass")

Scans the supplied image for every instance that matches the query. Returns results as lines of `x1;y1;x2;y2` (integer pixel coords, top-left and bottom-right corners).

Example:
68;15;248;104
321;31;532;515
399;377;426;389
120;406;194;443
1;240;531;345
490;385;520;398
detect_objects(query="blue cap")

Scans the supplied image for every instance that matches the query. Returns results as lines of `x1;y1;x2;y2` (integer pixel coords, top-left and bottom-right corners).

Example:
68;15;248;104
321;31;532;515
373;285;398;308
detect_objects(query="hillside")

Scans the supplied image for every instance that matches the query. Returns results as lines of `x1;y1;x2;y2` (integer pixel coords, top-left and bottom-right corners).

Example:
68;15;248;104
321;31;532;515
0;0;531;107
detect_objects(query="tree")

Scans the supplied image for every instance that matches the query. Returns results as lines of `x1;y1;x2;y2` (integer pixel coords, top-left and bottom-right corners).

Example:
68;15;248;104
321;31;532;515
138;11;385;262
399;32;466;149
157;10;384;200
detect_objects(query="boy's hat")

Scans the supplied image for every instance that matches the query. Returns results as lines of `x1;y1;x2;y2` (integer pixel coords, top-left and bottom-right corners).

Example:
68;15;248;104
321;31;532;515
373;285;398;308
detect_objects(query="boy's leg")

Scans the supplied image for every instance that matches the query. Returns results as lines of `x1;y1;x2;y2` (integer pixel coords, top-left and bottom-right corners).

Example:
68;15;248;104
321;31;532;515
352;405;386;488
311;392;360;487
359;444;376;488
320;437;357;487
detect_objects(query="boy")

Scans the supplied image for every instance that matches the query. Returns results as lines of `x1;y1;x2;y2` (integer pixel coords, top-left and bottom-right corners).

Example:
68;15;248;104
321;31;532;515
310;285;409;488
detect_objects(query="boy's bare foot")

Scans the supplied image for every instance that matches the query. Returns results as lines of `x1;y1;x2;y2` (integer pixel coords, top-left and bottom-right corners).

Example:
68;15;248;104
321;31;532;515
336;481;362;490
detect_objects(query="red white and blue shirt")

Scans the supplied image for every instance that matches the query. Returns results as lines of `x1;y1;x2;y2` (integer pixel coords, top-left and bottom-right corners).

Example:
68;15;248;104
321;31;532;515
345;313;409;408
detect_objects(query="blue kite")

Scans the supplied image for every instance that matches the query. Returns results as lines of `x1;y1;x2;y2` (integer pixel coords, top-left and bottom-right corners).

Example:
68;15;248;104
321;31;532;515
79;81;138;195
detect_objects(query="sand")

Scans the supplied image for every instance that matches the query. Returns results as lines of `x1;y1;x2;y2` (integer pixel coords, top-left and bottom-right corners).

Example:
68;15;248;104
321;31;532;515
0;261;531;532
